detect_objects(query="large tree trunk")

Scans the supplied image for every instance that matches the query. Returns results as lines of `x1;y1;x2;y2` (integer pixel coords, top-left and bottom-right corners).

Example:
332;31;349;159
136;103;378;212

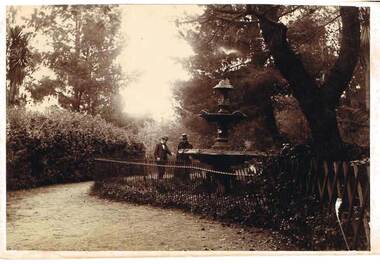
249;6;360;159
261;98;283;144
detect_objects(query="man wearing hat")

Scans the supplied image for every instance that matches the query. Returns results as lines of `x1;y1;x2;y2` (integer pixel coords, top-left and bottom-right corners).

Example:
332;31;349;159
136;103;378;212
174;134;193;180
154;136;172;179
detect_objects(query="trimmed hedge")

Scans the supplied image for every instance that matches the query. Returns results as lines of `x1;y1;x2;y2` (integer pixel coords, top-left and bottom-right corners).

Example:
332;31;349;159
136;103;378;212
6;108;145;190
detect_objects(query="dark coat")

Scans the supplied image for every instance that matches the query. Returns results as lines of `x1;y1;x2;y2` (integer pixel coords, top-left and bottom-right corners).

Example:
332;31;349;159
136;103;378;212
154;143;172;162
177;140;193;151
177;140;193;162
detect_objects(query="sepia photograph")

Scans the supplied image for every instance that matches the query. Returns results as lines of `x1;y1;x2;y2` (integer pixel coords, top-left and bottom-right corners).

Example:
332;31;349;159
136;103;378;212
1;0;376;257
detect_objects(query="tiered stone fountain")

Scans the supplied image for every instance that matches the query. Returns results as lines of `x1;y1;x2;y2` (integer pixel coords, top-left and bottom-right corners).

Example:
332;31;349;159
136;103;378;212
180;79;260;192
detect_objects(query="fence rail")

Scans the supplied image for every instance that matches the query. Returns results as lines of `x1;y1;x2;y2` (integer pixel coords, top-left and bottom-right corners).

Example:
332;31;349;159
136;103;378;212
94;158;259;179
287;158;370;250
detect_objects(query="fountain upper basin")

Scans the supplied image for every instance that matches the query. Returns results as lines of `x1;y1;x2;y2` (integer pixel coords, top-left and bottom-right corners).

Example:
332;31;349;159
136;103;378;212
199;110;247;123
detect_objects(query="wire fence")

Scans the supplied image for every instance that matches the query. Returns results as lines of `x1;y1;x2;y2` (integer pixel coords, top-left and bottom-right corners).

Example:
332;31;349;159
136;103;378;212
93;157;261;194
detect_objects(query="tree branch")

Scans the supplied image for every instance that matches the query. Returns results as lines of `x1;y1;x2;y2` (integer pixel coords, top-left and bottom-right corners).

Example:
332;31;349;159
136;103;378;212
179;8;252;26
211;8;256;25
205;26;222;45
248;5;320;113
321;7;360;109
290;12;341;45
320;12;341;28
212;7;246;15
213;14;257;25
278;6;302;19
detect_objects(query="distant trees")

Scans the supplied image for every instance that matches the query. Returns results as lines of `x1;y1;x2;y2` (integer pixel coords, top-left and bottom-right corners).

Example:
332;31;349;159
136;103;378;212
176;5;369;158
26;5;123;116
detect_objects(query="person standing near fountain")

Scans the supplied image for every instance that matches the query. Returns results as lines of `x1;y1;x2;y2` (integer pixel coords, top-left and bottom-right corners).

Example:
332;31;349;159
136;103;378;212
174;134;193;180
154;136;172;179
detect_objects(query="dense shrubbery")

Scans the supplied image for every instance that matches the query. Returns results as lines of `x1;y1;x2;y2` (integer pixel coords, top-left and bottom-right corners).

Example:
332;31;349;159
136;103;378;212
6;108;145;190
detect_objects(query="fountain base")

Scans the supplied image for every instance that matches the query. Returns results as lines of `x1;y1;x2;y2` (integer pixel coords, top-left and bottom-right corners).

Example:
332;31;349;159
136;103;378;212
180;149;263;194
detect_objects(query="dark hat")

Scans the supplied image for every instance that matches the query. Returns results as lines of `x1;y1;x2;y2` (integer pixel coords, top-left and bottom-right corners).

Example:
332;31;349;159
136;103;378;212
161;136;169;140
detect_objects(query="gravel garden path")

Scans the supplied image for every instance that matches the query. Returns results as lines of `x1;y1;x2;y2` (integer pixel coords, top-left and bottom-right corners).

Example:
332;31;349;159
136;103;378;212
7;181;295;251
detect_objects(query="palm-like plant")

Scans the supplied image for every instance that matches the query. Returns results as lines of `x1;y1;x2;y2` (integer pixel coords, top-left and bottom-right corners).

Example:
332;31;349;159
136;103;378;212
6;26;31;106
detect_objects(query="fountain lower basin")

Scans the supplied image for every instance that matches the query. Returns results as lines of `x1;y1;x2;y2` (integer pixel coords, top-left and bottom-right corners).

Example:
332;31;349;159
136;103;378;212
180;148;261;167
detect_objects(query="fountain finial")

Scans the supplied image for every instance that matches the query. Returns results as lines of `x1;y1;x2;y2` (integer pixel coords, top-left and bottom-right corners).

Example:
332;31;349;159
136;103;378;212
213;78;234;90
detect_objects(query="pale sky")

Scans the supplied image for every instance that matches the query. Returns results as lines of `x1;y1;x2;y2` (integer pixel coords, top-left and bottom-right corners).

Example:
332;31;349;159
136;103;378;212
118;5;202;121
13;5;203;121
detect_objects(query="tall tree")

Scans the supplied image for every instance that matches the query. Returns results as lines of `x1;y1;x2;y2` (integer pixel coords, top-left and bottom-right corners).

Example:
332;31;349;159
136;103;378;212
27;5;123;115
177;4;367;158
250;5;360;158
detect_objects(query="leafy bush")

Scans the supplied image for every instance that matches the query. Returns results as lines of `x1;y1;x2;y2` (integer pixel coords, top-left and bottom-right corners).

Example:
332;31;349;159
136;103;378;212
6;108;145;190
